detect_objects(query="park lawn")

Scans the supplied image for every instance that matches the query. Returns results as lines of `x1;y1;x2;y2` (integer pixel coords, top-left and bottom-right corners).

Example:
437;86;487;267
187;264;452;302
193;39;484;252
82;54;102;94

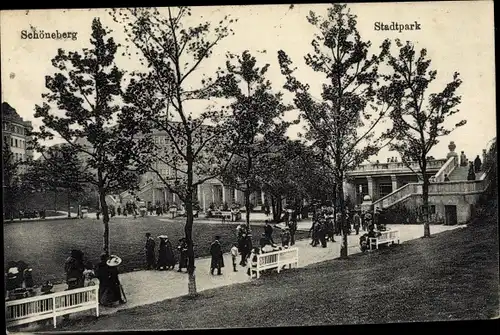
56;213;498;330
3;216;309;286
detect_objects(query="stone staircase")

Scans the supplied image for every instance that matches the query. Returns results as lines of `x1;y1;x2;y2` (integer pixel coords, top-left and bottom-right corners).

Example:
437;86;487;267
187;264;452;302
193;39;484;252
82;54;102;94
448;166;483;181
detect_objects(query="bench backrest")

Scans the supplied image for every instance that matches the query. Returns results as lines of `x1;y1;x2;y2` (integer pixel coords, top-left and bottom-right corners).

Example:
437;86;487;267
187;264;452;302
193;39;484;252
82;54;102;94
6;285;99;328
376;230;399;242
257;248;298;270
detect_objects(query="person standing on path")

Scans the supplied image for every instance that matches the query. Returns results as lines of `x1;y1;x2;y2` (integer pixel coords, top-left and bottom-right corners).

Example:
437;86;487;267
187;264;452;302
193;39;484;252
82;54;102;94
177;238;189;272
230;243;239;272
238;225;252;267
474;155;482;172
353;211;361;235
264;220;274;244
156;236;170;271
144;233;156;270
210;236;224;276
105;255;126;306
288;219;297;246
95;254;110;306
280;226;291;248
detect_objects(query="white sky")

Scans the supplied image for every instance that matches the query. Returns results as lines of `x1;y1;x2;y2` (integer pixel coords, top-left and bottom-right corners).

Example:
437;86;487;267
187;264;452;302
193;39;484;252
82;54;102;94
1;1;496;162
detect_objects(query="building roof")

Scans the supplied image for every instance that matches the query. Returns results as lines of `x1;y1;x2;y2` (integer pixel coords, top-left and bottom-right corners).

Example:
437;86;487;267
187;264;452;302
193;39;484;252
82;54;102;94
2;102;32;127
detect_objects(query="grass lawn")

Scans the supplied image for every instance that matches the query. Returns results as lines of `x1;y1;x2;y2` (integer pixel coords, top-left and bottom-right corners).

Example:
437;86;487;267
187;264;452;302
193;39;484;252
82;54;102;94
52;207;498;330
3;216;309;286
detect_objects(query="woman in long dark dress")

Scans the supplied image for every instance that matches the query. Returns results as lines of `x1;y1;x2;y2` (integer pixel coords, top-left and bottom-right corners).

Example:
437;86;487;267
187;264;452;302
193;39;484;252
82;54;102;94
164;237;177;270
177;238;188;272
105;255;126;306
157;236;176;270
95;254;110;306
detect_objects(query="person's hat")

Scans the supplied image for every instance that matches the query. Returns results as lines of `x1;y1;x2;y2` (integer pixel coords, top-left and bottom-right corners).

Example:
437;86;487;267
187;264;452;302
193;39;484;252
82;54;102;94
106;255;122;267
158;235;168;239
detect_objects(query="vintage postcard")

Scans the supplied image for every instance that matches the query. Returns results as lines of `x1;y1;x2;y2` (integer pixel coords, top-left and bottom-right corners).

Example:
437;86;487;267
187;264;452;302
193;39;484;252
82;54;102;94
2;1;498;332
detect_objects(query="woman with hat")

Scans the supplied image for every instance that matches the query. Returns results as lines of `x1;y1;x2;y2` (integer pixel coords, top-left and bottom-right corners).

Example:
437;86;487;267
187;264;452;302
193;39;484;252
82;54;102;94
157;235;177;271
106;255;126;306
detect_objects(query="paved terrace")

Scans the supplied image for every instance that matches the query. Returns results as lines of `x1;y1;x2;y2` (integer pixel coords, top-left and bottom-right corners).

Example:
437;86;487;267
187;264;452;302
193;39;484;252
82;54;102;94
26;223;464;318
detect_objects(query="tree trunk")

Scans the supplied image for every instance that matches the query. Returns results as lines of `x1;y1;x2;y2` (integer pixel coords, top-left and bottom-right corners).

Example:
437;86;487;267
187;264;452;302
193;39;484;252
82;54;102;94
337;176;348;259
422;178;431;237
185;144;197;297
244;185;251;228
99;188;110;256
54;188;57;212
67;189;71;218
184;194;197;297
277;195;283;221
271;195;277;221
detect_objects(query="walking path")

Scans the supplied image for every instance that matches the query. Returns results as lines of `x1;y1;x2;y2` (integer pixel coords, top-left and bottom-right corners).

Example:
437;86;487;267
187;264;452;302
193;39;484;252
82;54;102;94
32;223;464;317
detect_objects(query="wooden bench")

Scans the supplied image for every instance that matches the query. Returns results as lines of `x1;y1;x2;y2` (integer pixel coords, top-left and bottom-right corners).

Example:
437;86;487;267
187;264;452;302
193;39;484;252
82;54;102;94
368;230;400;251
211;211;231;220
6;285;99;329
249;247;299;279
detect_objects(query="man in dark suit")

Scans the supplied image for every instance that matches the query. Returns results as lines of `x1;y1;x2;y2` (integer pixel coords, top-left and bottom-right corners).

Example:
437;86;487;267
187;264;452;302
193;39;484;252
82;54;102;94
210;236;224;275
144;233;156;270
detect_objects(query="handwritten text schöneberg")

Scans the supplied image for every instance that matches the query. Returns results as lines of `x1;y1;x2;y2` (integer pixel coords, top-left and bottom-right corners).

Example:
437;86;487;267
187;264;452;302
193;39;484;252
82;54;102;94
374;21;421;33
21;29;78;41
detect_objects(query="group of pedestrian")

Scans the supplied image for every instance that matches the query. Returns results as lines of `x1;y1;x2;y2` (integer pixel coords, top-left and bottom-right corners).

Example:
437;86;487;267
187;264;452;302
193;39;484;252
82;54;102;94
63;249;126;309
307;203;386;249
144;233;186;272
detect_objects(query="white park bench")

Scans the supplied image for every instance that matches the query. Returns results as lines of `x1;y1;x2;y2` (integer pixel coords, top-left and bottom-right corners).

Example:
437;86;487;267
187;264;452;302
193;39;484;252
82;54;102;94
211;211;232;220
368;229;400;251
5;285;99;330
249;247;299;279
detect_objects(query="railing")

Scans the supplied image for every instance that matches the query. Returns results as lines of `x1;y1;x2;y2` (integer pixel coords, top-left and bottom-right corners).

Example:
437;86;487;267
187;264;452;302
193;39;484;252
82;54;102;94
373;169;492;209
373;183;418;209
6;285;99;329
434;156;458;182
250;247;299;279
348;159;446;175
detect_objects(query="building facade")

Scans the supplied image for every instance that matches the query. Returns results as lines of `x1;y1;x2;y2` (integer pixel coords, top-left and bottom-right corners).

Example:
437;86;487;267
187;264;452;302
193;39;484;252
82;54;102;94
2;102;34;167
344;158;446;206
131;130;267;210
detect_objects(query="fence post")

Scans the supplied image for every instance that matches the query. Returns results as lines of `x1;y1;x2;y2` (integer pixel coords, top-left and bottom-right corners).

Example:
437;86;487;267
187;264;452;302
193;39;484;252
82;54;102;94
52;296;57;328
256;254;260;279
277;252;281;274
95;286;100;318
296;248;299;268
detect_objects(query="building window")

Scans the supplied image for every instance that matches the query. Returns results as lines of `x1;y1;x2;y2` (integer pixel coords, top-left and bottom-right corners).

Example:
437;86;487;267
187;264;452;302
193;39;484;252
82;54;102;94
14;139;18;147
378;183;393;198
10;138;13;146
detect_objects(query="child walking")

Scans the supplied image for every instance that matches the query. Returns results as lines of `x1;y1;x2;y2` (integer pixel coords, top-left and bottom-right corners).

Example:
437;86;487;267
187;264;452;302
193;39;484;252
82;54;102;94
230;243;239;272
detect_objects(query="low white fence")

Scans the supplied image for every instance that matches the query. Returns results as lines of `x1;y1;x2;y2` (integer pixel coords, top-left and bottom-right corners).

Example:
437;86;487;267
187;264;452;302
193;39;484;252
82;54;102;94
368;230;400;251
249;247;299;279
5;285;99;329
